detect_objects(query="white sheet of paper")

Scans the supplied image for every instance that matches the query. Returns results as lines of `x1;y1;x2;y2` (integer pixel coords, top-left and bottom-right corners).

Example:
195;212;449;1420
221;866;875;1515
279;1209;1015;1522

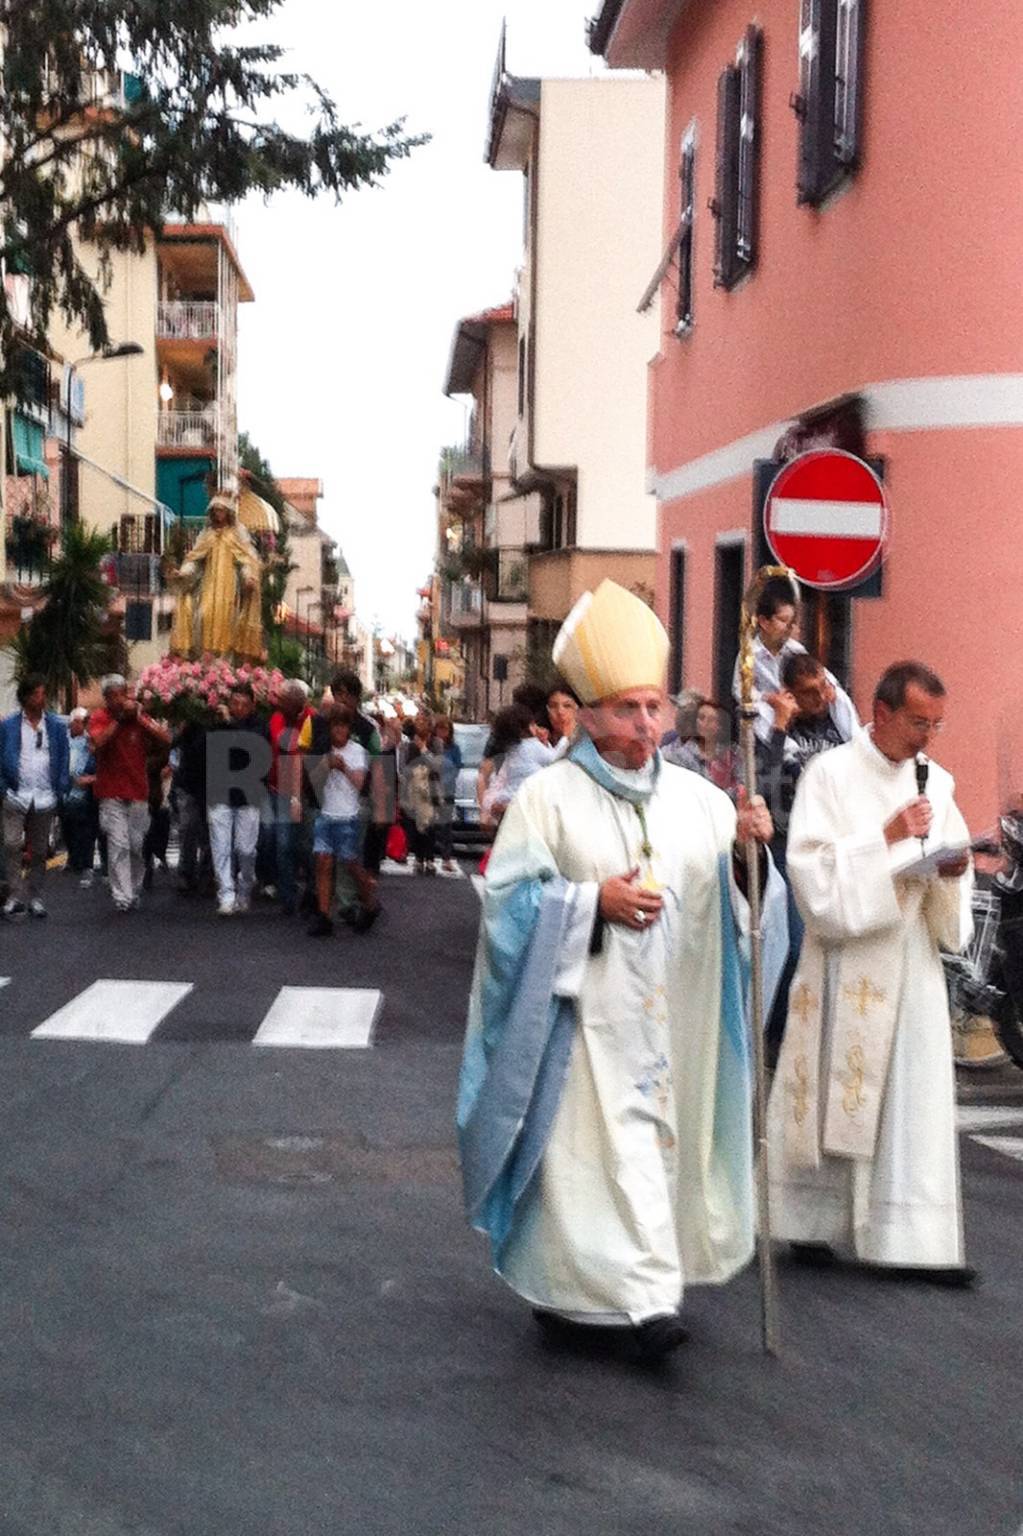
891;839;970;880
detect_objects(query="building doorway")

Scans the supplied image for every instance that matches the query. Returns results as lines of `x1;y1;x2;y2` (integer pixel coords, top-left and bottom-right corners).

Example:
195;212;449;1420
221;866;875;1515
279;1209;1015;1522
668;545;686;696
714;539;745;709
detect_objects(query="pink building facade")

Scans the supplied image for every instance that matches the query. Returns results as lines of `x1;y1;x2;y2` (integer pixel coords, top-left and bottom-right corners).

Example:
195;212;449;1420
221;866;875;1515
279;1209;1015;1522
590;0;1023;828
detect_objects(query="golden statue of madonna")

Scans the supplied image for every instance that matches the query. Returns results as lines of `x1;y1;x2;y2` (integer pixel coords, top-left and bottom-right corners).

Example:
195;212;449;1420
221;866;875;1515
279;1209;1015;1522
166;492;265;661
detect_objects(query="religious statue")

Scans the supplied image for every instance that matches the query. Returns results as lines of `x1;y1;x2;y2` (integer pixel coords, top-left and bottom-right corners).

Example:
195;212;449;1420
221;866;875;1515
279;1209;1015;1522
165;493;265;661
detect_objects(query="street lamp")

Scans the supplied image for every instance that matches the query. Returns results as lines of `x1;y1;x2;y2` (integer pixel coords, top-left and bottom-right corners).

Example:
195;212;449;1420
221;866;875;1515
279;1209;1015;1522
63;342;145;531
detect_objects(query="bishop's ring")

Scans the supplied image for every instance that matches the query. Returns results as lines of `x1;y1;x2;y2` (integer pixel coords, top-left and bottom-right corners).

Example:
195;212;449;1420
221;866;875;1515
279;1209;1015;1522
634;909;646;926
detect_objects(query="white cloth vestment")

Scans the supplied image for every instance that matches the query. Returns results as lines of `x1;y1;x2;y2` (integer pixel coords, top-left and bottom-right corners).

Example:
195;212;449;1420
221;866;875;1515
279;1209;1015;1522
469;757;782;1323
767;732;973;1267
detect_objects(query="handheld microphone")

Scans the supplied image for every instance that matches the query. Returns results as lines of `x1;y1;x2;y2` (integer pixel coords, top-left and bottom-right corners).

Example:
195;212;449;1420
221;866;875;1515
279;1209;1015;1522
915;753;929;853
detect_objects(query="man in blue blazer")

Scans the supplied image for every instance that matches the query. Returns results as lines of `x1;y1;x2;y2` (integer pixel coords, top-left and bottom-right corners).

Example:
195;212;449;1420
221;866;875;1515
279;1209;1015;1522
0;675;70;919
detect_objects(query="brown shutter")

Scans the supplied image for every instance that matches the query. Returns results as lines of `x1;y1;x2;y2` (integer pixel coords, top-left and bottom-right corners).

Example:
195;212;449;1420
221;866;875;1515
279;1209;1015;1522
834;0;865;167
737;26;763;268
711;65;740;287
796;0;822;203
677;139;696;328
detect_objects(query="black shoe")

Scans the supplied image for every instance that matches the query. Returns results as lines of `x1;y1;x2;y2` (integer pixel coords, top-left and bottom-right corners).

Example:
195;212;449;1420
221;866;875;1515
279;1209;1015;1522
348;903;381;934
306;913;333;938
531;1310;622;1356
863;1262;979;1289
280;900;296;917
787;1242;839;1267
632;1315;689;1362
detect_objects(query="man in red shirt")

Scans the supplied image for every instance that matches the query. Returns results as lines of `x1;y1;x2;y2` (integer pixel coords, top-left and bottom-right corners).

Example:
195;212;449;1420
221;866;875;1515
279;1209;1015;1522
89;674;170;911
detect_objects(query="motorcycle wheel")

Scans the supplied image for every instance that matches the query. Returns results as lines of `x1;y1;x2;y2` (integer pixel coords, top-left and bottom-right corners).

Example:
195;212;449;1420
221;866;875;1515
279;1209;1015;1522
995;996;1023;1071
950;1003;1009;1069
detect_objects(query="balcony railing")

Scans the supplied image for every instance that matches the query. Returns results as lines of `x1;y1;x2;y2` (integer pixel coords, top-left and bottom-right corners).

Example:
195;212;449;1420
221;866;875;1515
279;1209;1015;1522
446;579;483;625
157;301;222;341
117;512;163;556
157;409;219;449
441;444;485;484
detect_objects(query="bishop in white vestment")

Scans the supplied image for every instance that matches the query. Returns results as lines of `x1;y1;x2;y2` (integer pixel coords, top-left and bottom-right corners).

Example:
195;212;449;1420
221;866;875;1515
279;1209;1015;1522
767;663;974;1275
458;581;787;1358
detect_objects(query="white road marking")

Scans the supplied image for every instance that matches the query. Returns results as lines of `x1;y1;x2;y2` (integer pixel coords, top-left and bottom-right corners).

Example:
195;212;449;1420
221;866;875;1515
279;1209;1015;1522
31;980;193;1043
252;986;380;1049
0;978;9;989
971;1135;1023;1163
770;497;884;538
956;1106;1023;1133
379;859;465;880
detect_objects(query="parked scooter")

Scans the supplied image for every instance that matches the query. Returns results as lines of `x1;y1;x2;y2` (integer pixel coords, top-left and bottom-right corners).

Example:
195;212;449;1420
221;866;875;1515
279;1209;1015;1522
945;813;1023;1070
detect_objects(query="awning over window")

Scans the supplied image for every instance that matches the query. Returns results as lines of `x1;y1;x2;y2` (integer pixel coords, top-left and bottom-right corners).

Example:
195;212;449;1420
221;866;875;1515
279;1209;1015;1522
12;412;48;478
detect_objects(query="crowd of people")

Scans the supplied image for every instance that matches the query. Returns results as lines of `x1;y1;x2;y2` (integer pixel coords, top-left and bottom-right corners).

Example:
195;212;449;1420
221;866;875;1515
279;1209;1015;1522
0;667;511;939
0;582;862;960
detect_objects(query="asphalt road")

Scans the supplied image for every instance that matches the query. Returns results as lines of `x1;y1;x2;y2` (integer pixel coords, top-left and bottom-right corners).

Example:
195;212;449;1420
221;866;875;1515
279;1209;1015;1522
0;867;1021;1536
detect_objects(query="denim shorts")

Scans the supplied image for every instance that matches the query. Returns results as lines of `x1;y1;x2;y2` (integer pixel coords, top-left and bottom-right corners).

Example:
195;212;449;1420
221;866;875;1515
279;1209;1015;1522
312;814;362;861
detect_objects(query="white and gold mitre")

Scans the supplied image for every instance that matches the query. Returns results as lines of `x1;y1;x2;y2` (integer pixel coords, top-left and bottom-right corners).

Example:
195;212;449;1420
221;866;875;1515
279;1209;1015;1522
552;579;669;704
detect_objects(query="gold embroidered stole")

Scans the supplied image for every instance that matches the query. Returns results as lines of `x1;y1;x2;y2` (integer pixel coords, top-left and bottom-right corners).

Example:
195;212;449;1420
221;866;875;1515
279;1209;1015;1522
782;933;904;1168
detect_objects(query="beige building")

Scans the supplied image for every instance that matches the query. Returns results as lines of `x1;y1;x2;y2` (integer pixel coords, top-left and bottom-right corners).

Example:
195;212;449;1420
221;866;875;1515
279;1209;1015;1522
486;55;664;660
44;198;253;672
439;302;531;719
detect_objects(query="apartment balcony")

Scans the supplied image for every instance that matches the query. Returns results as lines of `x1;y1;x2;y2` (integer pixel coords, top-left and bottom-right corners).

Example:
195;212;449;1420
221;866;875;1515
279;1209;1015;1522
157;409;220;451
157;301;222;343
445;579;484;629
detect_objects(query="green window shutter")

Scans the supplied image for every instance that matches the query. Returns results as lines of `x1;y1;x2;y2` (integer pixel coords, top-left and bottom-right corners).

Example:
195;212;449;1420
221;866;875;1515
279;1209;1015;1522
12;412;48;478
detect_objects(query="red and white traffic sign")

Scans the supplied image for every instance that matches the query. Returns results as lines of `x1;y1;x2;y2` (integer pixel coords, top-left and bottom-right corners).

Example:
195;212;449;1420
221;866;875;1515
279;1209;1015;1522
764;449;889;590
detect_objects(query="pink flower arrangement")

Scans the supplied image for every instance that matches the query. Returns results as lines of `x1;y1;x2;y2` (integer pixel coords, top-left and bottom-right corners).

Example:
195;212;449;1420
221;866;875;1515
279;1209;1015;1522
136;654;286;723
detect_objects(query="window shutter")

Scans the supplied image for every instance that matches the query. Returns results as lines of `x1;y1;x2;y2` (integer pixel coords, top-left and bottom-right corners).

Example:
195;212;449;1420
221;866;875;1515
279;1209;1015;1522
712;66;740;287
796;0;822;203
737;26;763;267
834;0;864;167
677;138;696;328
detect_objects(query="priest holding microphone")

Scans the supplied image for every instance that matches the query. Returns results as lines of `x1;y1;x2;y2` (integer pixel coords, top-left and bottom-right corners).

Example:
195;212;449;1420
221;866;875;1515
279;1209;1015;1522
767;661;975;1283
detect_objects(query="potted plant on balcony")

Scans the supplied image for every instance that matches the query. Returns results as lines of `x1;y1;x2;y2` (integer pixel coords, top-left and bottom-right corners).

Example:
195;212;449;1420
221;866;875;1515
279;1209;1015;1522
5;511;58;572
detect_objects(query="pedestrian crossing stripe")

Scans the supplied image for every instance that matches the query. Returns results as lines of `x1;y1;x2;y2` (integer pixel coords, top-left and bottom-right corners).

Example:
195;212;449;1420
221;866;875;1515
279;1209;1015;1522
31;980;194;1043
971;1134;1023;1164
252;987;380;1049
23;979;380;1048
957;1106;1023;1133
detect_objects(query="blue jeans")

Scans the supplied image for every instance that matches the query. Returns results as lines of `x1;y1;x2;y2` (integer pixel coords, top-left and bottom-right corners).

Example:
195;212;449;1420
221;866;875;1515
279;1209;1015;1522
273;792;310;910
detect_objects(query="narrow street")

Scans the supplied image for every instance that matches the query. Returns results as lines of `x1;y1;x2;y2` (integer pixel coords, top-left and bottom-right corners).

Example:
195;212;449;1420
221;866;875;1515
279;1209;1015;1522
0;867;1020;1536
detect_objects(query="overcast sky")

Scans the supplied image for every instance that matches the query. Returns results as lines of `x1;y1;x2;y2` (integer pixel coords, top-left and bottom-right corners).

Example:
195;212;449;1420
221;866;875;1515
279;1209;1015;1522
235;1;605;641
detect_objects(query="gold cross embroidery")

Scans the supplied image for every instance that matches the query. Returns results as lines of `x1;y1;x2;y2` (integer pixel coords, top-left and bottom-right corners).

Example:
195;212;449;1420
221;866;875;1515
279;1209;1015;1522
790;982;817;1026
842;1043;867;1119
843;977;886;1018
792;1055;810;1126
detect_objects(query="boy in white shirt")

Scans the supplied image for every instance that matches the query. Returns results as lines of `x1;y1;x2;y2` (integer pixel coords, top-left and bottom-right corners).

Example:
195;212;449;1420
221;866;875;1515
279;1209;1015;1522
308;708;379;937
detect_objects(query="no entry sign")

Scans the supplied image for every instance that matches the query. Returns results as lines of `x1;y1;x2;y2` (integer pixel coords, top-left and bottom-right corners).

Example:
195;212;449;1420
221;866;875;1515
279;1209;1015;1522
764;449;889;590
